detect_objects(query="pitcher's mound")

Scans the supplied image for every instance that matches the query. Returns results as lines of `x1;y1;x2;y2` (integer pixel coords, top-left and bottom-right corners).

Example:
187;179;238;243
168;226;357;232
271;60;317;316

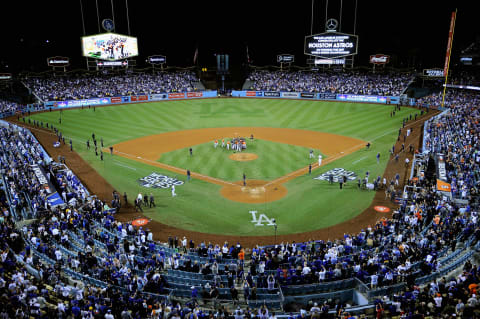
220;179;287;203
229;153;258;162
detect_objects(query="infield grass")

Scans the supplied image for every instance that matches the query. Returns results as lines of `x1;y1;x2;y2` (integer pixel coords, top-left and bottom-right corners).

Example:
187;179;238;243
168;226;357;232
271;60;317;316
27;99;420;235
158;139;325;182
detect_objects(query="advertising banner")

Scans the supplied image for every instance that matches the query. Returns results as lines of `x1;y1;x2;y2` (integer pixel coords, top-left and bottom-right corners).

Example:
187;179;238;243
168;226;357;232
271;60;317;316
57;98;110;108
168;93;186;99
187;92;203;98
30;164;54;194
300;92;315;98
423;69;445;77
281;92;299;98
436;154;448;182
44;91;215;108
96;60;128;67
277;54;294;63
318;92;337;100
435;153;452;198
246;91;257;97
369;54;390;64
263;92;281;97
47;56;70;67
337;94;387;104
314;59;345;65
147;55;166;65
436;179;451;192
150;94;168;101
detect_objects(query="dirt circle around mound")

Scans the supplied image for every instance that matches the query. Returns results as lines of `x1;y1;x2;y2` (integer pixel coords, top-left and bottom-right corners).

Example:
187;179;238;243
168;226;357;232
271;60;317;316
229;152;258;162
220;179;287;203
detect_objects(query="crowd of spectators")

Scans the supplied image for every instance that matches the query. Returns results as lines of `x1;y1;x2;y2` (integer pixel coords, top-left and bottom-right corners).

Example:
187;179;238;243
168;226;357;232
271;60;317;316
2;78;480;317
416;89;480;109
252;180;478;285
422;89;480;202
24;71;200;102
246;70;413;96
0;99;26;118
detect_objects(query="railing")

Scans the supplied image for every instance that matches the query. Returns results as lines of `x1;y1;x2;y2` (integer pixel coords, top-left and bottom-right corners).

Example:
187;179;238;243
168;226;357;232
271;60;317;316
278;284;285;312
354;277;369;294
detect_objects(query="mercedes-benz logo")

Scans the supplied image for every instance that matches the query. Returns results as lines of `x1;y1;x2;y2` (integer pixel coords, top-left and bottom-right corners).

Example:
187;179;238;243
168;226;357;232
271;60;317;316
326;18;338;31
102;19;115;32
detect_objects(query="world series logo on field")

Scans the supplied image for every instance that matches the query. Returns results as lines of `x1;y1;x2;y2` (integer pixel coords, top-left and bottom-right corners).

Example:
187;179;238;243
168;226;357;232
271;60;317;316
313;168;357;182
138;173;184;189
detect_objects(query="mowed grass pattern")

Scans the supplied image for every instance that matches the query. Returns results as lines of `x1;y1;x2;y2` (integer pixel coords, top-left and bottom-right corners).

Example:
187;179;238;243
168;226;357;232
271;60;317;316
159;139;324;181
27;99;421;235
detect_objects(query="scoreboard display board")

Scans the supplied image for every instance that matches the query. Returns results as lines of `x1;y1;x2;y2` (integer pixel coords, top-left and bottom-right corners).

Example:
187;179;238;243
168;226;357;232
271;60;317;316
47;56;70;67
423;69;445;77
277;54;294;63
81;32;138;61
147;55;166;65
305;32;358;59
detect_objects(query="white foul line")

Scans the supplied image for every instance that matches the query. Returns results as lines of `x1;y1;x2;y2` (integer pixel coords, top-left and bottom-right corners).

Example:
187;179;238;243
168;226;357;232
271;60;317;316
114;150;237;187
112;160;137;170
352;156;367;164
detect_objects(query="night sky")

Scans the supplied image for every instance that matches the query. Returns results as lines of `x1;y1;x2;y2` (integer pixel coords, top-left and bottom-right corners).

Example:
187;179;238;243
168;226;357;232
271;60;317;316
0;0;476;72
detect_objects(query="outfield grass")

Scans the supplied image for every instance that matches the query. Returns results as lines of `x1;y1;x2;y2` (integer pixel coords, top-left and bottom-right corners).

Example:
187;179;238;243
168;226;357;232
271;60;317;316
159;138;324;182
27;99;420;235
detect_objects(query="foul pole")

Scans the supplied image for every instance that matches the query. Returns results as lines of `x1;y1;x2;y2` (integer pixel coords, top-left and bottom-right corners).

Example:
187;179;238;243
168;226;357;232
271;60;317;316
441;10;457;108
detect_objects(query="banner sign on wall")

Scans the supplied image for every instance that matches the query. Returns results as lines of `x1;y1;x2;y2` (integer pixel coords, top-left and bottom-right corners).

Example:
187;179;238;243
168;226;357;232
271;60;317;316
337;94;387;103
281;92;299;98
264;92;281;97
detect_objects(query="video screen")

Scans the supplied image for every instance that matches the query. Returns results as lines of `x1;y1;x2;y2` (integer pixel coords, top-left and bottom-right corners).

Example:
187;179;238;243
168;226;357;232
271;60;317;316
81;32;138;61
305;32;358;59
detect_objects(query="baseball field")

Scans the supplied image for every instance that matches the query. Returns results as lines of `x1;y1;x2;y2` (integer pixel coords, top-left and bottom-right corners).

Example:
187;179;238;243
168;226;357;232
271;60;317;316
26;98;421;237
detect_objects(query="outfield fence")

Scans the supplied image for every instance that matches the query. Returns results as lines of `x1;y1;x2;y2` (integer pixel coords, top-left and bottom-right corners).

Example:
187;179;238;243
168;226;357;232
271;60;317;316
231;90;401;105
41;90;218;109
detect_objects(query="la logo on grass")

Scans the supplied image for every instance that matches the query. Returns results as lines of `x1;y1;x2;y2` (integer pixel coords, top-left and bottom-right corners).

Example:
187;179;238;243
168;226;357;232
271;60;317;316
249;211;275;226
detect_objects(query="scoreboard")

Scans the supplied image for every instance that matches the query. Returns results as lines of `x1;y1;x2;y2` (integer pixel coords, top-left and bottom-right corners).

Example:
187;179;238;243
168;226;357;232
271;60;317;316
81;32;138;61
305;32;358;59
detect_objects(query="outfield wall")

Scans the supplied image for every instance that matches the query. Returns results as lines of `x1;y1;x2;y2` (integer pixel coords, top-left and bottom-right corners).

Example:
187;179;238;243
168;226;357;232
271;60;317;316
231;90;400;104
43;90;218;108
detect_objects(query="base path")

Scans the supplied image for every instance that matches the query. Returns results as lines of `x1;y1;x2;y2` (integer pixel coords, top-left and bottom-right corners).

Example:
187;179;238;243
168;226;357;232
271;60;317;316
113;127;365;203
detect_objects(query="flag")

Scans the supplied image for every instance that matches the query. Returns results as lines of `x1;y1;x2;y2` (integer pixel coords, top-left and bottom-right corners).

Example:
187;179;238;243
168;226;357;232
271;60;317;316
246;45;251;63
193;47;198;65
